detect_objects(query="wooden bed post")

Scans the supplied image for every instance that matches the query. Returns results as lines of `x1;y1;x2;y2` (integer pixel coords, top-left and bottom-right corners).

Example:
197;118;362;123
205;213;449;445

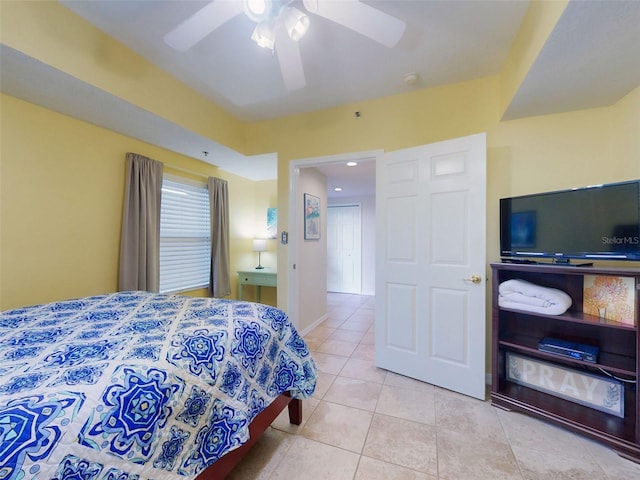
287;396;302;425
197;392;302;479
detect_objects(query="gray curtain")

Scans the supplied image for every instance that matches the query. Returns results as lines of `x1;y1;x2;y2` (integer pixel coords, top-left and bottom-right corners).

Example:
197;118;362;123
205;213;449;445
209;177;231;297
119;153;163;292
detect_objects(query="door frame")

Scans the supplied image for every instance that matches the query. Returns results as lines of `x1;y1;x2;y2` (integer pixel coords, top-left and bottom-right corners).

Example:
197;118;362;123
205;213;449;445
288;150;382;333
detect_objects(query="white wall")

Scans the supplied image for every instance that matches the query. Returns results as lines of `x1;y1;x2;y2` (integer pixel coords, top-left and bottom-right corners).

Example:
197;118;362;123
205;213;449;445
328;195;376;295
298;168;328;331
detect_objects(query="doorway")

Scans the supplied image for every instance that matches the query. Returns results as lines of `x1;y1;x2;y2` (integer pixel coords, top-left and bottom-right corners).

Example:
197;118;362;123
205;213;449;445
287;150;381;335
288;133;487;400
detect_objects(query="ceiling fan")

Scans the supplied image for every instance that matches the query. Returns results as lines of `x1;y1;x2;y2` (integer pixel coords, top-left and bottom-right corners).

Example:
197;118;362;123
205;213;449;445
163;0;406;91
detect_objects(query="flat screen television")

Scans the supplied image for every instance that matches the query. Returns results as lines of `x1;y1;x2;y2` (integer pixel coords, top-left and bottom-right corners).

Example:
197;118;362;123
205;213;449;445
500;180;640;263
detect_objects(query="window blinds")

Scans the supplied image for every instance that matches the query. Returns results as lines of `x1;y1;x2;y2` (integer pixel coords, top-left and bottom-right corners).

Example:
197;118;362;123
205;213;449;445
159;178;211;293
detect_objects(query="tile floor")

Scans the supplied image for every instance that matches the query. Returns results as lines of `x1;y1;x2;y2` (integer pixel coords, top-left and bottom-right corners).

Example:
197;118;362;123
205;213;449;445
228;293;640;479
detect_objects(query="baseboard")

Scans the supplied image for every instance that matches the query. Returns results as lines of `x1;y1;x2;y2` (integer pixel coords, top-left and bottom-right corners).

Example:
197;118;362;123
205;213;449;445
299;313;328;337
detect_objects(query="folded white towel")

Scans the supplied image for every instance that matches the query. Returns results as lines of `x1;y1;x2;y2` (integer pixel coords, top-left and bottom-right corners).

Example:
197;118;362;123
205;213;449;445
499;279;572;315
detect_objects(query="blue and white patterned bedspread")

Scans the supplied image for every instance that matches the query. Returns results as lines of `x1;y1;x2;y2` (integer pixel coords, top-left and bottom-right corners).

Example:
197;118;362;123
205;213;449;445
0;291;317;480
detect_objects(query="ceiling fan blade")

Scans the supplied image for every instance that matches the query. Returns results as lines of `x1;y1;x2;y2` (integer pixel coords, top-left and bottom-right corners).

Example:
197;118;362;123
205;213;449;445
164;0;243;51
303;0;405;48
275;24;306;90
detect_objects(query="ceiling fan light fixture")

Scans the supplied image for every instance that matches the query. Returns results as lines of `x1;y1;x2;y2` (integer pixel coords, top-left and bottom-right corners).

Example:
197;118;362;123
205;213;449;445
244;0;272;23
251;22;275;49
283;7;310;41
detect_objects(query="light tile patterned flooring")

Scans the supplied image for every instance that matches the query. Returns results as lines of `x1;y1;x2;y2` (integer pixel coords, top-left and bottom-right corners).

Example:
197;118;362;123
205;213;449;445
228;293;640;479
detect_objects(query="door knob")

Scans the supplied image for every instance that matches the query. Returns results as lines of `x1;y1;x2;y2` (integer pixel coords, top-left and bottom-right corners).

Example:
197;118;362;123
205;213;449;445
463;275;482;284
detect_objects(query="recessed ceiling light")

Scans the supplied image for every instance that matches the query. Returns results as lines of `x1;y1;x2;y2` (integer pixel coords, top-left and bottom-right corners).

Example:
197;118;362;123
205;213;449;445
346;162;358;167
334;187;343;192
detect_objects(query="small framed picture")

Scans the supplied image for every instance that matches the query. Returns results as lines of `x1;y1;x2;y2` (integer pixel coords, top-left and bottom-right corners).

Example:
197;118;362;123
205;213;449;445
266;208;277;238
304;193;320;240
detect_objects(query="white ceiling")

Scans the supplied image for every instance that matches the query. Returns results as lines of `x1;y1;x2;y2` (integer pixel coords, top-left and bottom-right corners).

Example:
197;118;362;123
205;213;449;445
315;158;377;200
2;0;639;196
503;0;640;119
57;0;531;122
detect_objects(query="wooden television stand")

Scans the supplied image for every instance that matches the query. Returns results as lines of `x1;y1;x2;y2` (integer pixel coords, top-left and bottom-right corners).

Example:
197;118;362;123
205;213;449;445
491;262;640;462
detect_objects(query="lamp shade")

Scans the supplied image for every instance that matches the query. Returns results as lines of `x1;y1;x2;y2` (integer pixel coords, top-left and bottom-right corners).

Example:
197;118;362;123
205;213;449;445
253;239;267;252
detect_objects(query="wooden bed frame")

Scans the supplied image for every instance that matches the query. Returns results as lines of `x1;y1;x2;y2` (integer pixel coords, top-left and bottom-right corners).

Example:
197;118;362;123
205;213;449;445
196;393;302;479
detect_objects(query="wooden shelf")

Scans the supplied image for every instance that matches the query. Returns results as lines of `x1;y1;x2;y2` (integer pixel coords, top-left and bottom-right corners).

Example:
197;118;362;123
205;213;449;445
493;382;636;442
491;262;640;463
499;334;637;376
498;306;637;331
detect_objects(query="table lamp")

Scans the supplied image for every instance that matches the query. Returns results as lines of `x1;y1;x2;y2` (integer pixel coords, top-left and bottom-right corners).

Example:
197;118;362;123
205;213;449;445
253;239;267;269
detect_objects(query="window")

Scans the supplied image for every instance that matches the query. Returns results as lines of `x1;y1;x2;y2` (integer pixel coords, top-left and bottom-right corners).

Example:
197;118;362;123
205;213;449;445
159;176;211;293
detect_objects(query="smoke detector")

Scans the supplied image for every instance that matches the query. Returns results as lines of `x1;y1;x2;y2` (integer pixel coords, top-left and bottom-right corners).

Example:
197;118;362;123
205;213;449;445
403;72;419;86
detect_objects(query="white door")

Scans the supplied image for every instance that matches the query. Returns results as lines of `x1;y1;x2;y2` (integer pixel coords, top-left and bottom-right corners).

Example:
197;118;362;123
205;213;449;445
327;205;362;293
375;133;487;400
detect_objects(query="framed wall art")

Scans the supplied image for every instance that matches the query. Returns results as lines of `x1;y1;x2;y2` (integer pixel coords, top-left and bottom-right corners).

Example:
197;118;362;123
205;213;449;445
304;193;320;240
266;208;277;239
583;275;636;325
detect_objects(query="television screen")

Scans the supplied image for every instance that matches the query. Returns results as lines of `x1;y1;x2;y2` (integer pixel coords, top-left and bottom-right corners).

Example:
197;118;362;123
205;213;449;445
500;180;640;262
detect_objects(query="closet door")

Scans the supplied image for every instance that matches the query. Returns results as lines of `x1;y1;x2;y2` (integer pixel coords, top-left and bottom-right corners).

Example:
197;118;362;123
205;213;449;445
327;205;362;294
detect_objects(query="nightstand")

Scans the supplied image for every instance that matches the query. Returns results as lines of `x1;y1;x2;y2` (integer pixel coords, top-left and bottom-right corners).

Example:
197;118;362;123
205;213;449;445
237;269;277;303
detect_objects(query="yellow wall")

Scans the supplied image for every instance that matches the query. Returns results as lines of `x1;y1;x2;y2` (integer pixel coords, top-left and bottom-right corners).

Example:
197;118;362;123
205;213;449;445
248;77;639;312
499;0;569;117
611;83;640;173
3;78;638;314
246;75;498;159
246;76;500;307
0;1;246;154
245;79;639;366
2;93;128;308
232;179;279;306
0;94;267;309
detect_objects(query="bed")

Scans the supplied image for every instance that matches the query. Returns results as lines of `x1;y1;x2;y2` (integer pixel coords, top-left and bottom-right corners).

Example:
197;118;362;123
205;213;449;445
0;291;317;479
